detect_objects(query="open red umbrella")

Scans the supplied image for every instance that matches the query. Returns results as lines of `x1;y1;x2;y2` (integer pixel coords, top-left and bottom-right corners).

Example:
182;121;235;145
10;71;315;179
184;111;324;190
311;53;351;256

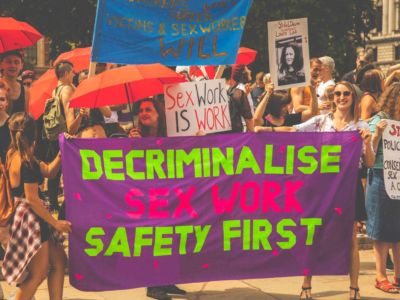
28;69;57;120
0;17;43;53
236;47;257;65
69;64;185;109
53;47;91;72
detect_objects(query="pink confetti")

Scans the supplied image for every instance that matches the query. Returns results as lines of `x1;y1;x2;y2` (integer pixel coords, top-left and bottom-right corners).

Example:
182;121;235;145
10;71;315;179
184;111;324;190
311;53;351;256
74;193;81;201
279;145;285;153
153;260;159;268
303;268;310;276
272;249;279;256
105;213;112;219
202;263;209;269
351;135;358;142
126;212;141;219
334;207;343;215
156;139;164;146
75;274;84;280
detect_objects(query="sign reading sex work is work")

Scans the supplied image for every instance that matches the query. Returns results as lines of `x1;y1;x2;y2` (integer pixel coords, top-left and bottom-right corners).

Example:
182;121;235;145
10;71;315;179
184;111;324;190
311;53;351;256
382;120;400;200
164;79;231;136
61;132;362;291
91;0;253;65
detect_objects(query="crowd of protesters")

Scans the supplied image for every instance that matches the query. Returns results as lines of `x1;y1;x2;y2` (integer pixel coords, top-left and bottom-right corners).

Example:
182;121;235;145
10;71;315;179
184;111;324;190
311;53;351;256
0;46;399;300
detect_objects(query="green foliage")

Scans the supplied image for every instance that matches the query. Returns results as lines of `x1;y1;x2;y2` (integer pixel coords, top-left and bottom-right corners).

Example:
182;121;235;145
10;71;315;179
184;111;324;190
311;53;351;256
242;0;377;76
1;0;376;76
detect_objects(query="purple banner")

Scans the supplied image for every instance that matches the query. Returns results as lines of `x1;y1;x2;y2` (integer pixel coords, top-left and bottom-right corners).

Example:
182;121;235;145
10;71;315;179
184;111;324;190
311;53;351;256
61;132;362;291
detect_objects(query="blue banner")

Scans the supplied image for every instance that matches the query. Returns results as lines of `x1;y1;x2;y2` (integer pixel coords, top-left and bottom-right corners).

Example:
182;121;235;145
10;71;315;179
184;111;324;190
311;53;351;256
91;0;253;66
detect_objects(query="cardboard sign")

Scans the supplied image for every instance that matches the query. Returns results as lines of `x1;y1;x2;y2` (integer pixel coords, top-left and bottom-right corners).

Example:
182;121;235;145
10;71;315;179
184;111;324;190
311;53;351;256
61;132;362;291
382;120;400;200
267;18;310;90
164;79;231;136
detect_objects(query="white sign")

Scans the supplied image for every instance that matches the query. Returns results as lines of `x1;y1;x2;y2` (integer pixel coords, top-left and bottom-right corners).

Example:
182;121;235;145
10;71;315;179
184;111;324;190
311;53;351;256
267;18;311;90
382;120;400;200
164;79;231;137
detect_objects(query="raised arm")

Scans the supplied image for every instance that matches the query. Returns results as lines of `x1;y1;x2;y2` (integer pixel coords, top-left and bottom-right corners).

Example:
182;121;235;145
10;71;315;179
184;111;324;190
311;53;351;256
291;87;309;113
253;84;274;126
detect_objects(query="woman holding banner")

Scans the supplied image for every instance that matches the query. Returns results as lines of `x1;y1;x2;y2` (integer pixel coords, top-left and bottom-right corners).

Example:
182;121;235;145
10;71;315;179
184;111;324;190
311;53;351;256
366;83;400;294
3;112;71;300
255;81;375;300
253;83;318;129
129;98;186;300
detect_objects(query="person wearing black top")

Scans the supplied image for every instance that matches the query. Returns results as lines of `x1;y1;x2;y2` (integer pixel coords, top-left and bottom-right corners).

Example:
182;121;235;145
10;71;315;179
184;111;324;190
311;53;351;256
5;112;71;300
253;85;318;132
0;50;29;115
0;79;10;163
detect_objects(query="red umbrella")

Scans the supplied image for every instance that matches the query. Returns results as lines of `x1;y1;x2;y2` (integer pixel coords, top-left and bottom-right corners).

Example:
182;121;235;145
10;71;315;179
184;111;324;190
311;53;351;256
28;69;57;120
69;64;185;109
53;47;91;72
236;47;257;65
0;17;43;53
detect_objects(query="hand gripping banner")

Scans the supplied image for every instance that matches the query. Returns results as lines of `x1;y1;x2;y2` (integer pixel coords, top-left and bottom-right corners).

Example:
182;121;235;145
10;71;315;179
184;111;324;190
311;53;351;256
61;132;362;291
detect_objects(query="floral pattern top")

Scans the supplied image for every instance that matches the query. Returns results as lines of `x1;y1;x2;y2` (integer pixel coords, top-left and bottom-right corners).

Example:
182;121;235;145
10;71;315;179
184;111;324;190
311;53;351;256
294;113;371;168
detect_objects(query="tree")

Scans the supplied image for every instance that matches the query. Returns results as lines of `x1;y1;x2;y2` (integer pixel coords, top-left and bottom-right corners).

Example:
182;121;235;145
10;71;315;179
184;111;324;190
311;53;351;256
242;0;377;76
1;0;376;76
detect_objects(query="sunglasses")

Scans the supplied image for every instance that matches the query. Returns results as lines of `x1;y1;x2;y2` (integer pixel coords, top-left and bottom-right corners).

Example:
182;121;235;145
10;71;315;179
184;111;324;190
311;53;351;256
334;91;351;97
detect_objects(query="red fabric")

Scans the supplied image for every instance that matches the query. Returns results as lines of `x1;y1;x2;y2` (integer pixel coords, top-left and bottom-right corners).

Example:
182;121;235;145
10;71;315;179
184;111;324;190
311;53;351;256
236;47;257;65
28;69;57;120
69;64;185;108
53;47;91;72
0;17;43;53
231;64;245;82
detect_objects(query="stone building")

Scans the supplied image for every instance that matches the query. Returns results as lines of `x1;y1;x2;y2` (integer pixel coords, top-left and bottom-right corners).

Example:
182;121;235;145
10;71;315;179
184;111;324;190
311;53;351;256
24;38;52;76
368;0;400;72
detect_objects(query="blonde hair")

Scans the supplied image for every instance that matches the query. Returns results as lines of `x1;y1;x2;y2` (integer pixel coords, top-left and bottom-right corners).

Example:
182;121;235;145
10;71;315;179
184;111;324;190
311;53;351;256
377;83;400;120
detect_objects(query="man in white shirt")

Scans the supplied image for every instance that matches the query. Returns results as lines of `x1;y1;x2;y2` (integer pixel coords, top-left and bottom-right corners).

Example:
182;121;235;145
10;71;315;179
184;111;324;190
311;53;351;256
317;56;335;114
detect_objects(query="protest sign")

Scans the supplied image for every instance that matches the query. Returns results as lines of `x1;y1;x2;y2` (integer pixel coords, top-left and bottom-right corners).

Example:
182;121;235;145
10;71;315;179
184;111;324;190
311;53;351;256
164;79;231;136
61;132;362;291
382;120;400;200
91;0;253;66
267;18;310;90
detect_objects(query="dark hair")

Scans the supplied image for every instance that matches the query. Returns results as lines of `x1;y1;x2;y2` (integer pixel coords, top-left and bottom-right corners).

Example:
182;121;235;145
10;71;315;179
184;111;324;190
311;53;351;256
55;60;74;79
8;112;37;167
265;92;292;118
21;70;35;81
138;98;167;137
355;64;375;85
0;50;24;62
360;69;383;95
221;65;232;81
279;43;303;73
333;81;360;122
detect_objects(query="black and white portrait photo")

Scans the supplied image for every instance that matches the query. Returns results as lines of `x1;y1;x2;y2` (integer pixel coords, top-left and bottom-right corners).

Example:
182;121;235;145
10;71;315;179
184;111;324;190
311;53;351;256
268;18;310;90
276;37;305;86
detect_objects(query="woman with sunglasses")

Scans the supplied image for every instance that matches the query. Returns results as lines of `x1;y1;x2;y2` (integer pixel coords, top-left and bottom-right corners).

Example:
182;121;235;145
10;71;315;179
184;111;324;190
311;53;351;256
255;81;375;300
366;83;400;294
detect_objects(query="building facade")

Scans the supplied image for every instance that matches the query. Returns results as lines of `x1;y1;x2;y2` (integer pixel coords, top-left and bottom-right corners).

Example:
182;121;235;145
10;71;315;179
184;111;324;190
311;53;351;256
24;38;52;76
368;0;400;72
